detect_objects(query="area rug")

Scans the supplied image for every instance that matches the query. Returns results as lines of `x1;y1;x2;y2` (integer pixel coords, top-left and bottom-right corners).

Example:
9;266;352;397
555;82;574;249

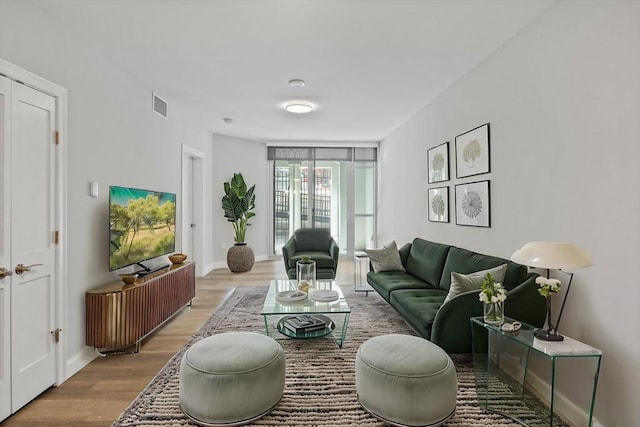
114;285;559;426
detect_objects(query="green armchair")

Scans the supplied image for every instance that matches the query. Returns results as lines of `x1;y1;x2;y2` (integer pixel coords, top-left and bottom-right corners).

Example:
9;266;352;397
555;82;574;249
282;228;339;280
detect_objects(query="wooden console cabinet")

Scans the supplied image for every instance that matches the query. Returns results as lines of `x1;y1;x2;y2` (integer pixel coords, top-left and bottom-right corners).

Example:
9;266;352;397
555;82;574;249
85;262;196;353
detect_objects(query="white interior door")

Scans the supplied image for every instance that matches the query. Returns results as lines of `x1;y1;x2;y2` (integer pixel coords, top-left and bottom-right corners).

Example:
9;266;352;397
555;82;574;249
0;72;12;422
182;154;194;257
0;75;57;419
181;144;204;275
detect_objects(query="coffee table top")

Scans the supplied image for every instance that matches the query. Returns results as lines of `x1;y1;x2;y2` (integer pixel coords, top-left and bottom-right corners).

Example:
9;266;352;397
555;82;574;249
261;280;351;316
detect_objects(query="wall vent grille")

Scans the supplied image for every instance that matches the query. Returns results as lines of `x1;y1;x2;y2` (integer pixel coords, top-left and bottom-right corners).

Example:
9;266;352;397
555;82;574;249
152;93;168;118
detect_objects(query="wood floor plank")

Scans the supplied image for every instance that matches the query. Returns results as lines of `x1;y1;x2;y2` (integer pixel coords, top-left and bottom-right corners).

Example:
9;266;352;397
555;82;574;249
2;259;355;426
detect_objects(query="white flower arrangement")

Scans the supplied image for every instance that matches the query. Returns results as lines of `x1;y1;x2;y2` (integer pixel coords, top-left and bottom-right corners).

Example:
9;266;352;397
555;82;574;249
536;276;561;298
479;273;507;304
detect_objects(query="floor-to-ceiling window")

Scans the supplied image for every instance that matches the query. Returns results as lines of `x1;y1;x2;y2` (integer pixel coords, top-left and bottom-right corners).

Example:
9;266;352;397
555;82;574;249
269;146;377;256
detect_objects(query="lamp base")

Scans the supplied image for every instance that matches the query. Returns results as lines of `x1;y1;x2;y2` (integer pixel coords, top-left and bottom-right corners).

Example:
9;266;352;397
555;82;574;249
534;329;564;341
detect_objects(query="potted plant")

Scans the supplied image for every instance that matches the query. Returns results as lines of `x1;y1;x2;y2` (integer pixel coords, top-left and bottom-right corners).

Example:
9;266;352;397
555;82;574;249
221;173;256;272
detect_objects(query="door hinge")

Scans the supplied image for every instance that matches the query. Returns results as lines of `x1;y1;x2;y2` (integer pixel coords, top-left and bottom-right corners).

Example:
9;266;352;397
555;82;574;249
51;328;62;343
54;230;59;244
54;131;60;145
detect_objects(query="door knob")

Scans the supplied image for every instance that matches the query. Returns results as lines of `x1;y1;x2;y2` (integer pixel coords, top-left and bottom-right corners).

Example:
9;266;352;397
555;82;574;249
0;268;12;279
15;263;43;275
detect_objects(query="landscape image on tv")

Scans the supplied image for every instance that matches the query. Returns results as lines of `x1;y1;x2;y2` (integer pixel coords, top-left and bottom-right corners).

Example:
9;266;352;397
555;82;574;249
109;186;176;271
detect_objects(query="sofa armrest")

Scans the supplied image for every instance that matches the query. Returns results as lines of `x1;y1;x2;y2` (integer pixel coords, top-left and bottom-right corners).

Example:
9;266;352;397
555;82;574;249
398;242;411;267
431;291;483;354
282;235;296;271
431;272;545;353
329;239;340;270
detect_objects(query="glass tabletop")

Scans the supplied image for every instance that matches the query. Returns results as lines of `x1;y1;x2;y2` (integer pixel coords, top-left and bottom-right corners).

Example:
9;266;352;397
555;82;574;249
261;280;351;315
471;316;602;357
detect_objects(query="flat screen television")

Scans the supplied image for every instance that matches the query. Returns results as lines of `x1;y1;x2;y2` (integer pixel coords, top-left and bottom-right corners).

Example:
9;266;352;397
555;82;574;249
109;185;176;275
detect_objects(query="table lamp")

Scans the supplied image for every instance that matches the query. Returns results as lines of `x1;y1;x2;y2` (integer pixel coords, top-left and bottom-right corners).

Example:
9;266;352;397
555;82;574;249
511;242;594;341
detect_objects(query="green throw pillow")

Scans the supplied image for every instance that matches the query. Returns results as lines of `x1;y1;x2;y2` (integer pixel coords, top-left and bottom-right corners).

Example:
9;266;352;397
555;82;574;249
365;241;406;273
443;264;508;304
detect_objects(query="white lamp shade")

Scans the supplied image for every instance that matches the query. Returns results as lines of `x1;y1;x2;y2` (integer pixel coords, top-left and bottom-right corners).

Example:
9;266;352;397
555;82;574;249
510;242;594;270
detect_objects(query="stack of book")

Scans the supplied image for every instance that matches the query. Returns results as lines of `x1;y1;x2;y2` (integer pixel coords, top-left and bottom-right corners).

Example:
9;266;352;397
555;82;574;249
283;315;327;334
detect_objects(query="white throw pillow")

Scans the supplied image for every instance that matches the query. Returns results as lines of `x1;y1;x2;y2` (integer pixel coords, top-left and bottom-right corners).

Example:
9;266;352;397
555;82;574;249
365;241;406;273
443;264;508;304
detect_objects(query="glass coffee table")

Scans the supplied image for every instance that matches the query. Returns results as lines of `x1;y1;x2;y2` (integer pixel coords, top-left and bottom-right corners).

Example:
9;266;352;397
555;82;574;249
260;280;351;348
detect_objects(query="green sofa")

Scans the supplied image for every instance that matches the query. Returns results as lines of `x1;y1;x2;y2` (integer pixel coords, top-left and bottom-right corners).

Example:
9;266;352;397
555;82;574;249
366;238;546;353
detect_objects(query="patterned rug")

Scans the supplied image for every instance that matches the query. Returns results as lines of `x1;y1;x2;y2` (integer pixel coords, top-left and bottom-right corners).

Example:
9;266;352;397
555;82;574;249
113;285;559;426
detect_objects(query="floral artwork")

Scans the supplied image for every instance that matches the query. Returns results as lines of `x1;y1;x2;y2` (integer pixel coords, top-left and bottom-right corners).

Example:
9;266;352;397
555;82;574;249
455;180;490;227
461;190;482;218
427;142;449;184
428;187;449;223
455;123;490;178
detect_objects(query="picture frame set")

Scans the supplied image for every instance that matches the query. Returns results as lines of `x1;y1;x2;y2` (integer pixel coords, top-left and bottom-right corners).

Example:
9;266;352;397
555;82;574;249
427;123;491;227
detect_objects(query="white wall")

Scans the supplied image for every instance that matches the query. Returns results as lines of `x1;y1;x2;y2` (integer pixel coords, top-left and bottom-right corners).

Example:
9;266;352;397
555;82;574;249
212;134;270;266
378;2;640;426
0;0;217;378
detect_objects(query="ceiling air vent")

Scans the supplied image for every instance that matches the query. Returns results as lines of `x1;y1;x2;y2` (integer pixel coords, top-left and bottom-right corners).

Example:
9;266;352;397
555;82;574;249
152;93;168;118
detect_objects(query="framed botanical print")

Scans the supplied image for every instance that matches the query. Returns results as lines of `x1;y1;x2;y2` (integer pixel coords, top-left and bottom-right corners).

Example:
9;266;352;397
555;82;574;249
428;186;449;223
427;142;449;184
455;123;490;179
455;180;490;227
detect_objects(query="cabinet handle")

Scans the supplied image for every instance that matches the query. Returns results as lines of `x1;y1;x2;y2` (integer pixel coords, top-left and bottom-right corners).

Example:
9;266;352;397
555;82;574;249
0;268;13;279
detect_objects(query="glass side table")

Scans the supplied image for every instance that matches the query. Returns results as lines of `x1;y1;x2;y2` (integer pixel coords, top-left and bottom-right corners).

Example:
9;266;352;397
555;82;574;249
470;316;602;426
353;251;373;295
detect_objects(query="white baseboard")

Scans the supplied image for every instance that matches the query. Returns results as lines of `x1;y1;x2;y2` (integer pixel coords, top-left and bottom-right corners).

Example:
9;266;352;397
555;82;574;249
64;347;98;382
526;370;604;427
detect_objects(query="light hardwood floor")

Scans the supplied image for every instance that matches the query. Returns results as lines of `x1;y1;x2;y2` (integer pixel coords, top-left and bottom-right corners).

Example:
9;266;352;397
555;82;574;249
2;259;355;427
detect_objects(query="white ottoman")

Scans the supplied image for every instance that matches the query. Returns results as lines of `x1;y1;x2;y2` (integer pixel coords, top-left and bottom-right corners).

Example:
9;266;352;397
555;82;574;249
355;334;457;427
179;332;285;426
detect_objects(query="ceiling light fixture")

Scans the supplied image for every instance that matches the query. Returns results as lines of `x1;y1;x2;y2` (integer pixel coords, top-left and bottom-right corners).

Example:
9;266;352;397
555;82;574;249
285;101;313;114
288;79;306;88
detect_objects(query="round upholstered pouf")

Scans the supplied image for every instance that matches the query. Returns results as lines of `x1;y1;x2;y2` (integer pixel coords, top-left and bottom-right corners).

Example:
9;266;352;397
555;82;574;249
355;334;457;427
179;332;285;426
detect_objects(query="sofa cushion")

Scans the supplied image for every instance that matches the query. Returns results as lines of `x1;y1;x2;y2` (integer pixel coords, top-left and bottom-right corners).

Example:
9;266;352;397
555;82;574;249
365;241;406;273
443;263;507;304
438;247;528;291
287;252;336;269
404;238;451;287
367;271;429;302
390;289;448;339
293;228;332;252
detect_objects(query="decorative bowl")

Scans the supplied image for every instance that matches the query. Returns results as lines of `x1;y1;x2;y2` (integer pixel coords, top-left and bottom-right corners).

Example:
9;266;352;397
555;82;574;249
169;253;187;264
119;273;139;285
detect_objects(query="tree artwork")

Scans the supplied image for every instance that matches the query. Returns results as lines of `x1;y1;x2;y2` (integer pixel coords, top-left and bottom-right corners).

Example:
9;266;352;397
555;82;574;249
431;153;445;181
462;139;481;167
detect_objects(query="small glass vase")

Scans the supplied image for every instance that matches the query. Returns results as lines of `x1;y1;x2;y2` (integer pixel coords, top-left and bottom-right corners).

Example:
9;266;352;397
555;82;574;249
483;301;505;325
296;260;316;289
